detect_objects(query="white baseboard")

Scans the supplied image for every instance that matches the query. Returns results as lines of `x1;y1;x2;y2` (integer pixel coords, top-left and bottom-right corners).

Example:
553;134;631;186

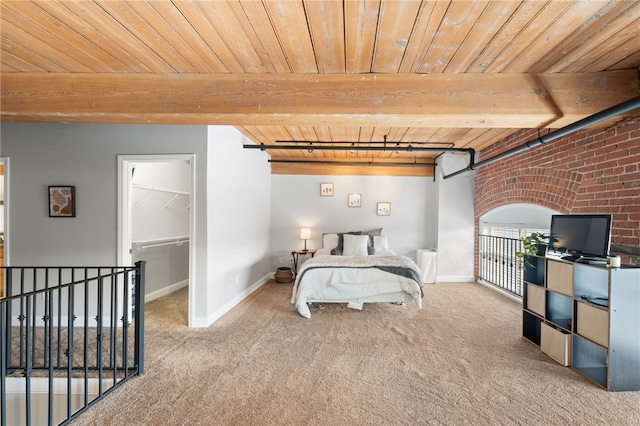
191;273;272;328
436;274;476;283
145;279;189;303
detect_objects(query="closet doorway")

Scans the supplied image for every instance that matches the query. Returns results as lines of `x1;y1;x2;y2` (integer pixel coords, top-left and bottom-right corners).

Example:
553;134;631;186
118;155;195;326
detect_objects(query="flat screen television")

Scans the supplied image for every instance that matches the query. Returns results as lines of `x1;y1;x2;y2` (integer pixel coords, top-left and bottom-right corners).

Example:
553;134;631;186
548;214;612;260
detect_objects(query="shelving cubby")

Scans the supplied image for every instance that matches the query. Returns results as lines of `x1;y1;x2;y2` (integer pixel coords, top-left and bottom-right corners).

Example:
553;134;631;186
572;263;640;391
541;258;574;366
523;255;545;286
522;257;640;391
522;254;545;345
522;310;542;346
545;291;572;331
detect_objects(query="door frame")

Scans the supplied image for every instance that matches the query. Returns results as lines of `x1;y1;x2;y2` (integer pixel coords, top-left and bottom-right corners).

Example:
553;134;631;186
117;154;196;326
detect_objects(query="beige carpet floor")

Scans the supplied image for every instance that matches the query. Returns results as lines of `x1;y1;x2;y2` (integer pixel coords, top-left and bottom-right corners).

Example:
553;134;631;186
72;281;640;425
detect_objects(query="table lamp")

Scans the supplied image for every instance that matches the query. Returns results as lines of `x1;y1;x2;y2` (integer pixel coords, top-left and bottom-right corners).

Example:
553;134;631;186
300;228;311;251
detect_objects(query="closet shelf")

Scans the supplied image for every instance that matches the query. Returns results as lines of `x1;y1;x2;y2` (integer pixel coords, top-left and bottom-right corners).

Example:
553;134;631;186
133;183;190;208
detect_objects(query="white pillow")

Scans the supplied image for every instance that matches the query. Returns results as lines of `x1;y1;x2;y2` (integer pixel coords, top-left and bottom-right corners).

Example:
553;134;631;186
373;235;388;251
323;233;339;250
342;234;369;256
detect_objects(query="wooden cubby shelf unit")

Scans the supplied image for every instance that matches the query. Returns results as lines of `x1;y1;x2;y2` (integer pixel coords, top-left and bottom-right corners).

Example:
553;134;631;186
522;255;640;391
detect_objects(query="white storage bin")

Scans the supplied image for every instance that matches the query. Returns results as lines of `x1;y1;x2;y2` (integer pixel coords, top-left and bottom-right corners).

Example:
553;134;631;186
541;322;571;366
417;249;437;284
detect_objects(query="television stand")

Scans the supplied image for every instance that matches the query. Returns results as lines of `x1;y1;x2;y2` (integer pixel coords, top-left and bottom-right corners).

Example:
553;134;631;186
522;257;640;391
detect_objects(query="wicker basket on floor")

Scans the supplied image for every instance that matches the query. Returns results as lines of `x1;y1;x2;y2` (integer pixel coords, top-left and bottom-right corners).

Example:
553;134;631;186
275;267;293;283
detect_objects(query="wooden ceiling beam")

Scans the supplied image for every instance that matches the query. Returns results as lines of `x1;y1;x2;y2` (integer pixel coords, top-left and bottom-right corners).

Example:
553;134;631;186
269;158;435;177
1;70;637;127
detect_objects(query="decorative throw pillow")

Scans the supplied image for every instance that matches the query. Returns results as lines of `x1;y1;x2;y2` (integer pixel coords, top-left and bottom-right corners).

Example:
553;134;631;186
330;231;362;255
323;233;339;250
373;235;388;251
342;234;370;256
364;228;383;254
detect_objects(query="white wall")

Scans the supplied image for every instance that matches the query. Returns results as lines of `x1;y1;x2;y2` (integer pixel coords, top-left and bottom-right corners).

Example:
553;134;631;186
270;175;436;268
435;154;476;282
204;126;272;325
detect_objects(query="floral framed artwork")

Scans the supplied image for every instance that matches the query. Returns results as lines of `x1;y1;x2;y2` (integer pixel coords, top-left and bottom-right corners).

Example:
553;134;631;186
320;182;334;196
377;202;391;216
348;193;362;207
49;185;76;217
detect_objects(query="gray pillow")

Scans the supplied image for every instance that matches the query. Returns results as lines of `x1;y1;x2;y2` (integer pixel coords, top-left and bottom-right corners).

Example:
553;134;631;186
330;229;382;255
364;228;383;255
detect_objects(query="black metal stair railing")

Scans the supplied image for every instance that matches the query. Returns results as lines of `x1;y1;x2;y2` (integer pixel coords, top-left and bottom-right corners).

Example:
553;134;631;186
478;235;523;297
1;261;145;426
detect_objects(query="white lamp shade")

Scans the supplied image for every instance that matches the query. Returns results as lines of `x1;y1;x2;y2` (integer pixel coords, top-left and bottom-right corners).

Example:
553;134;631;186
300;228;311;240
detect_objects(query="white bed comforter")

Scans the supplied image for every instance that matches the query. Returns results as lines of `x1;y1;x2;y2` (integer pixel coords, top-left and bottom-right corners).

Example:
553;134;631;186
291;254;423;318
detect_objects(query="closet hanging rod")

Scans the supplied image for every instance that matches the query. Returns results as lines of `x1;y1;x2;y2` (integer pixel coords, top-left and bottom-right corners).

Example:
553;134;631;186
133;236;190;251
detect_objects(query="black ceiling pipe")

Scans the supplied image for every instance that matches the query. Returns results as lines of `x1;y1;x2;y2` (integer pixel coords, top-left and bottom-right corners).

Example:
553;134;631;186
443;95;640;179
268;159;436;167
275;140;456;148
244;143;472;154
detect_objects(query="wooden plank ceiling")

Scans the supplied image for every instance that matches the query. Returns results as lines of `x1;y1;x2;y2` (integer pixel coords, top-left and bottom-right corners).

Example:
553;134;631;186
1;0;639;176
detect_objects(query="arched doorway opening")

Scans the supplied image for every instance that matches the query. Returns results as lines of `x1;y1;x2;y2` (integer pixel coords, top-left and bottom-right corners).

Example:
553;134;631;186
478;204;559;298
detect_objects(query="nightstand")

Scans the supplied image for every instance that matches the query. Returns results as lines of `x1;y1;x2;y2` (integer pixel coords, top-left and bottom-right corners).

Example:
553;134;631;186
291;249;316;277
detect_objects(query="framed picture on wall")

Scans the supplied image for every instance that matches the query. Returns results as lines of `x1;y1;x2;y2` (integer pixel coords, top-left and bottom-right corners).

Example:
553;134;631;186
49;185;76;217
377;202;391;216
348;193;362;207
320;182;334;196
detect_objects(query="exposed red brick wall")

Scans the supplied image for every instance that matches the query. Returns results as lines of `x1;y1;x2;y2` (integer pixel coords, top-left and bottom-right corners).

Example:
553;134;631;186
475;115;640;268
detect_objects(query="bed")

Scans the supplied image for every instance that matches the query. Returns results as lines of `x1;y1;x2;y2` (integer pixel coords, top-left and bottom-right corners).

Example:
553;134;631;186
290;231;424;318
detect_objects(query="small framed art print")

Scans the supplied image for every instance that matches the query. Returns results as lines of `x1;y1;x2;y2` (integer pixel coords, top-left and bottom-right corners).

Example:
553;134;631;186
348;193;362;207
320;182;334;196
49;185;76;217
377;202;391;216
